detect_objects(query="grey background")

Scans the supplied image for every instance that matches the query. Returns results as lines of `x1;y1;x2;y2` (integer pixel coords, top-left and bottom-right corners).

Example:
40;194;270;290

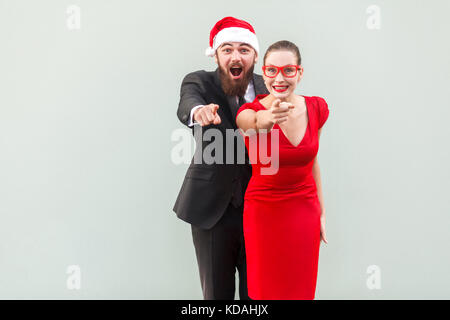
1;0;449;299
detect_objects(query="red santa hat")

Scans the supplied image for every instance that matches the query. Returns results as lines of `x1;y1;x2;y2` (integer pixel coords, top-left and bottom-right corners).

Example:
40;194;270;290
205;16;259;57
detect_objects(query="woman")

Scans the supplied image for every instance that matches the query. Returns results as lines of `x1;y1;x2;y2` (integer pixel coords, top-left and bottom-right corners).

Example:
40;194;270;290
236;40;329;300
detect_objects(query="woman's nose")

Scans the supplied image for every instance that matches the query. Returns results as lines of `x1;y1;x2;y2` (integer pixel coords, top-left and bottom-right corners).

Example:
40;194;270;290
275;71;285;82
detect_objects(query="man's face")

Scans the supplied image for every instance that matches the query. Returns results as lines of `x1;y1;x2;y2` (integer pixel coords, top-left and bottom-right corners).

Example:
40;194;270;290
215;42;258;97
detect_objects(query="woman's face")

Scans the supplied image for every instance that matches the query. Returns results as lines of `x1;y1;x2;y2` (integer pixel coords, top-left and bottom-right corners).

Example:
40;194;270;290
263;50;303;100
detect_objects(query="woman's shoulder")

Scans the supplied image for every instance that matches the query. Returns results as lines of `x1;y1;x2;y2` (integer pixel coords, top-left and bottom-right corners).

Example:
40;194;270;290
305;95;327;105
253;94;269;107
236;95;268;121
304;95;329;112
255;94;269;101
239;94;268;112
307;95;329;128
252;94;271;110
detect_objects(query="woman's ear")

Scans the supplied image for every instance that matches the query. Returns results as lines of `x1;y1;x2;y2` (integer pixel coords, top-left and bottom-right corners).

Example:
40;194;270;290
297;66;304;83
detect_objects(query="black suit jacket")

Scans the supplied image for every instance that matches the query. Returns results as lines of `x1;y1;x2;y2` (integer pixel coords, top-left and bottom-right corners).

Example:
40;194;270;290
173;68;269;229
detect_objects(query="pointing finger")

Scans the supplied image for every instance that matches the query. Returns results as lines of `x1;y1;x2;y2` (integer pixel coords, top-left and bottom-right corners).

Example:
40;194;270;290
213;114;221;124
271;99;281;108
206;110;215;122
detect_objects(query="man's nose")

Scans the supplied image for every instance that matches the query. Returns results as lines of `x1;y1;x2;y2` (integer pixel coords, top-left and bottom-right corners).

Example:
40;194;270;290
231;50;241;62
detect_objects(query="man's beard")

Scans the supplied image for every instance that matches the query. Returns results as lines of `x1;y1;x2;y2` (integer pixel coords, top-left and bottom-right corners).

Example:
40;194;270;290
218;63;255;97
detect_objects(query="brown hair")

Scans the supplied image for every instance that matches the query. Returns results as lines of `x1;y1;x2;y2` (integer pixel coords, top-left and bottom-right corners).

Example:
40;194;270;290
263;40;301;66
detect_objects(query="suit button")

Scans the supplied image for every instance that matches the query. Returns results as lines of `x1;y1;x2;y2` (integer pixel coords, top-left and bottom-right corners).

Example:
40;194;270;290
182;114;188;121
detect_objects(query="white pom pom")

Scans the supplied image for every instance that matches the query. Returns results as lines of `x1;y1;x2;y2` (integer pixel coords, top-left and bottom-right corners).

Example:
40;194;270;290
205;47;215;57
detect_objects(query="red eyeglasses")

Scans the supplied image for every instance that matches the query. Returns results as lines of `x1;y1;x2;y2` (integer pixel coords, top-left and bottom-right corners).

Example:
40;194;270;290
262;65;300;78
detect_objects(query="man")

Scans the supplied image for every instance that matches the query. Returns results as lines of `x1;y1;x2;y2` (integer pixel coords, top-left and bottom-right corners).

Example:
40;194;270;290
172;17;269;300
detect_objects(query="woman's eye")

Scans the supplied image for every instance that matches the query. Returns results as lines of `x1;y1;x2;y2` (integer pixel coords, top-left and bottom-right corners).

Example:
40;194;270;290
284;68;295;74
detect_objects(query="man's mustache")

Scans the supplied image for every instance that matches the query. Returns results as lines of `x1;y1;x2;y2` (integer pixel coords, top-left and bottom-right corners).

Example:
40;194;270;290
229;63;244;69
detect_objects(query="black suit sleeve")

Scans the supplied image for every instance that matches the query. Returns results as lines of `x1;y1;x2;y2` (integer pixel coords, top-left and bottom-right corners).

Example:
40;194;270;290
177;71;208;127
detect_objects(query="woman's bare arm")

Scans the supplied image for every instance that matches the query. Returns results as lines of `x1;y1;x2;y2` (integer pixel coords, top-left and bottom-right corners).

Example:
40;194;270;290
312;128;325;215
236;109;274;134
312;128;328;243
236;99;294;135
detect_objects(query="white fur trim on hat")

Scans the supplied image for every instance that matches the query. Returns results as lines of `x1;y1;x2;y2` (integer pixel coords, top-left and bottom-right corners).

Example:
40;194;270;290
205;46;216;57
204;27;259;57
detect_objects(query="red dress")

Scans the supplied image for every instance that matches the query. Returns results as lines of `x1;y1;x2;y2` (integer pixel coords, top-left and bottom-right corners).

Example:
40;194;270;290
236;94;329;300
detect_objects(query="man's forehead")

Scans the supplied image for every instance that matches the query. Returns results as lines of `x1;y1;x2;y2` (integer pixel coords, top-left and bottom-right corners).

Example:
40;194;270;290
219;42;252;48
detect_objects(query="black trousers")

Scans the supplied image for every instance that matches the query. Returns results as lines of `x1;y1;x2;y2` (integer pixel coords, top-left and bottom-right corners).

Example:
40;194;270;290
191;201;250;300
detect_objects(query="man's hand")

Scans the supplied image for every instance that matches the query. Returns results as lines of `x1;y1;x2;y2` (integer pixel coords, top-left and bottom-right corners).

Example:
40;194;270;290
193;104;222;126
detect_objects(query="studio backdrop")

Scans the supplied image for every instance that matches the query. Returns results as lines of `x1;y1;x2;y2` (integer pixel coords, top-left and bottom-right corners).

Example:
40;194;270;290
0;0;449;299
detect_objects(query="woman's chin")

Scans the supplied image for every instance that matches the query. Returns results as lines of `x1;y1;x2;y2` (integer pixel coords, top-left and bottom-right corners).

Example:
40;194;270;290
271;90;291;100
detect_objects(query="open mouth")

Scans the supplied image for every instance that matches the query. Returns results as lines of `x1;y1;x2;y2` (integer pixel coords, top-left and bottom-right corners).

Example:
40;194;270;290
229;66;243;79
273;85;289;93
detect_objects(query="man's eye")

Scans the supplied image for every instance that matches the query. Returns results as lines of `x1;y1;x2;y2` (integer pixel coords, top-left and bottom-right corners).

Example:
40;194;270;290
241;49;249;53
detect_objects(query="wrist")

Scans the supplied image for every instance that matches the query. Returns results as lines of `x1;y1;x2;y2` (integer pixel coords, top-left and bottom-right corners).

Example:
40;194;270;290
192;105;204;123
193;109;199;122
256;110;274;130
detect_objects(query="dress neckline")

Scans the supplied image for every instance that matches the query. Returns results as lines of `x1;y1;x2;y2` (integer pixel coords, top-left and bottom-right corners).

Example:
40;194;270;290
254;94;310;148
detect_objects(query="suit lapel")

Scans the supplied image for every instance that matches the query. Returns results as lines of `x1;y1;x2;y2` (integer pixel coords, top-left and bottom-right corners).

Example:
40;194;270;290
227;95;240;129
253;73;268;95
